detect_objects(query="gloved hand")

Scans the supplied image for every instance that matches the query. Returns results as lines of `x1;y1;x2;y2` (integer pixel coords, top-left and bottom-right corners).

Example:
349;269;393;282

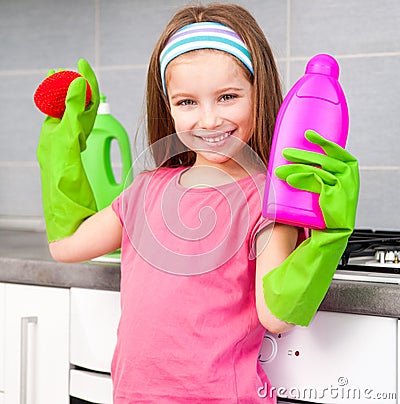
37;59;100;242
262;130;359;326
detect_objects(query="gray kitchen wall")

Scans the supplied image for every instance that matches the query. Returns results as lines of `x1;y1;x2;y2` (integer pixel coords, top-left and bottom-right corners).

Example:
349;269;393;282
0;0;399;230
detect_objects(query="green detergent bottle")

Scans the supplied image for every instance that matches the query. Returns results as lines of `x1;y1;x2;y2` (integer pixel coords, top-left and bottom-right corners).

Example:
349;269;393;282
81;94;133;211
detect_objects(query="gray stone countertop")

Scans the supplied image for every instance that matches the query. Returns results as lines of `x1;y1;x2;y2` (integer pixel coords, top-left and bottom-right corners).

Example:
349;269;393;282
0;229;120;291
0;229;399;318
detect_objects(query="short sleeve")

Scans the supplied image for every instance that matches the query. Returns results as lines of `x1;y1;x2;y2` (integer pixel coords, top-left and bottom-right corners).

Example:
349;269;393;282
111;194;123;226
248;215;274;260
248;217;309;261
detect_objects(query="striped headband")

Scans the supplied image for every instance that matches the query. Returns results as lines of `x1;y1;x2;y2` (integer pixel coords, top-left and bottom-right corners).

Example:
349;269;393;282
160;22;254;95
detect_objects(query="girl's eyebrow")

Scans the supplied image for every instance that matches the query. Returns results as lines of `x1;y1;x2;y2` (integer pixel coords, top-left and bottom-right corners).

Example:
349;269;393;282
170;87;245;100
218;86;245;92
169;92;194;101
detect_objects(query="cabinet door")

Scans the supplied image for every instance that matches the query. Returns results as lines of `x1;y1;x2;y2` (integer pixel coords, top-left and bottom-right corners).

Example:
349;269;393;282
0;284;4;394
4;284;69;404
70;288;120;372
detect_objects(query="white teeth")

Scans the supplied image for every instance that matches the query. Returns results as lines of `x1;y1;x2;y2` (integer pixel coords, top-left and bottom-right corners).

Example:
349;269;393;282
201;132;231;143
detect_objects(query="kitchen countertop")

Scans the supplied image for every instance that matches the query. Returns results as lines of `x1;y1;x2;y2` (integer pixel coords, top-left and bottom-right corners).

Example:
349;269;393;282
0;229;120;291
0;229;399;318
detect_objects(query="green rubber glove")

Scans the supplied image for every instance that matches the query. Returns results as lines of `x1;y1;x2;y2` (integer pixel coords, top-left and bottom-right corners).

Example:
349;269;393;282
37;59;100;242
263;130;360;326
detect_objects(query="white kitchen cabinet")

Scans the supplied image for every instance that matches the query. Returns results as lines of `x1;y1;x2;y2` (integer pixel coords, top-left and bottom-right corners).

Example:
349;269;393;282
0;284;4;395
398;319;400;403
70;287;120;372
4;283;69;404
69;288;120;403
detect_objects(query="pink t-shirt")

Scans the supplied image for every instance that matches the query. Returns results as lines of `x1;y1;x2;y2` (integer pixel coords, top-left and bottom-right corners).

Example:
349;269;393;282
111;166;276;403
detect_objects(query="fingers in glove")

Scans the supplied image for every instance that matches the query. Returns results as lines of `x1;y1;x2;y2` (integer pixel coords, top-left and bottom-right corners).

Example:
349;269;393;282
275;163;338;193
77;59;100;110
302;130;360;188
64;77;88;117
304;130;356;163
282;147;348;174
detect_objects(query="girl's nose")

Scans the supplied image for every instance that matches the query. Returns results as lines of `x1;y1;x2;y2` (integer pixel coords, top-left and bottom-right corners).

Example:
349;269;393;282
198;104;222;130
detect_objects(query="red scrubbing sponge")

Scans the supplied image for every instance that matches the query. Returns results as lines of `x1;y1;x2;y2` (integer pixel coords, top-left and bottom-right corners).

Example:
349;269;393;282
34;70;92;118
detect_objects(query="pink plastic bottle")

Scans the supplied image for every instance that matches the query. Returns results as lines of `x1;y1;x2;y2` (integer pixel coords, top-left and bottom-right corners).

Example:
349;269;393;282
262;54;349;229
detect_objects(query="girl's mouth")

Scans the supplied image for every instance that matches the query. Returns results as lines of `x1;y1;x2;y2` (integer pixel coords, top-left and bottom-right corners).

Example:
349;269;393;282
201;132;230;143
177;129;237;152
194;130;234;144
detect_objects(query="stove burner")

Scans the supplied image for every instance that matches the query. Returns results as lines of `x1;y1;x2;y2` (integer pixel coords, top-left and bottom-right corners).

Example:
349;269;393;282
364;259;400;269
340;229;400;266
334;230;400;282
374;248;400;264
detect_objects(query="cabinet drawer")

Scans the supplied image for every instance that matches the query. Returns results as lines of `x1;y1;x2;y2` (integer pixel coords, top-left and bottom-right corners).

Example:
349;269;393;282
70;288;120;372
70;369;112;404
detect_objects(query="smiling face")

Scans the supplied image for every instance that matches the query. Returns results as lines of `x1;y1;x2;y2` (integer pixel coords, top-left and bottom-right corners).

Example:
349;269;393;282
165;50;254;171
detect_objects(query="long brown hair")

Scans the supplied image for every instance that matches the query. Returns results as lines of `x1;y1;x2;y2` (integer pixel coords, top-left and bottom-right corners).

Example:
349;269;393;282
146;3;282;168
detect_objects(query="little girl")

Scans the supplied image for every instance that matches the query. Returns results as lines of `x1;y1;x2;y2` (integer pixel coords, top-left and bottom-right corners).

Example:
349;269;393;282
37;3;359;403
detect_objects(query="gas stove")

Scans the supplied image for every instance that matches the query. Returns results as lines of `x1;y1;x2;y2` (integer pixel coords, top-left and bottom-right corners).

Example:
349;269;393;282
334;229;400;284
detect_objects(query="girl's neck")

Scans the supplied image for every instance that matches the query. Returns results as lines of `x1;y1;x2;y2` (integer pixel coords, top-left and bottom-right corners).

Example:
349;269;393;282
179;158;255;188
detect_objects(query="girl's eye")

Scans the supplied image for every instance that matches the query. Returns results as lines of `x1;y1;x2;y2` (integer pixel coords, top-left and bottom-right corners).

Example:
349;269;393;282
220;94;236;102
178;99;195;106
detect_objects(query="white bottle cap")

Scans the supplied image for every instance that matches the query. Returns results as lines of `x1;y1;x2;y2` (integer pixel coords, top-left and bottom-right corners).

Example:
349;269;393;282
97;94;111;115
